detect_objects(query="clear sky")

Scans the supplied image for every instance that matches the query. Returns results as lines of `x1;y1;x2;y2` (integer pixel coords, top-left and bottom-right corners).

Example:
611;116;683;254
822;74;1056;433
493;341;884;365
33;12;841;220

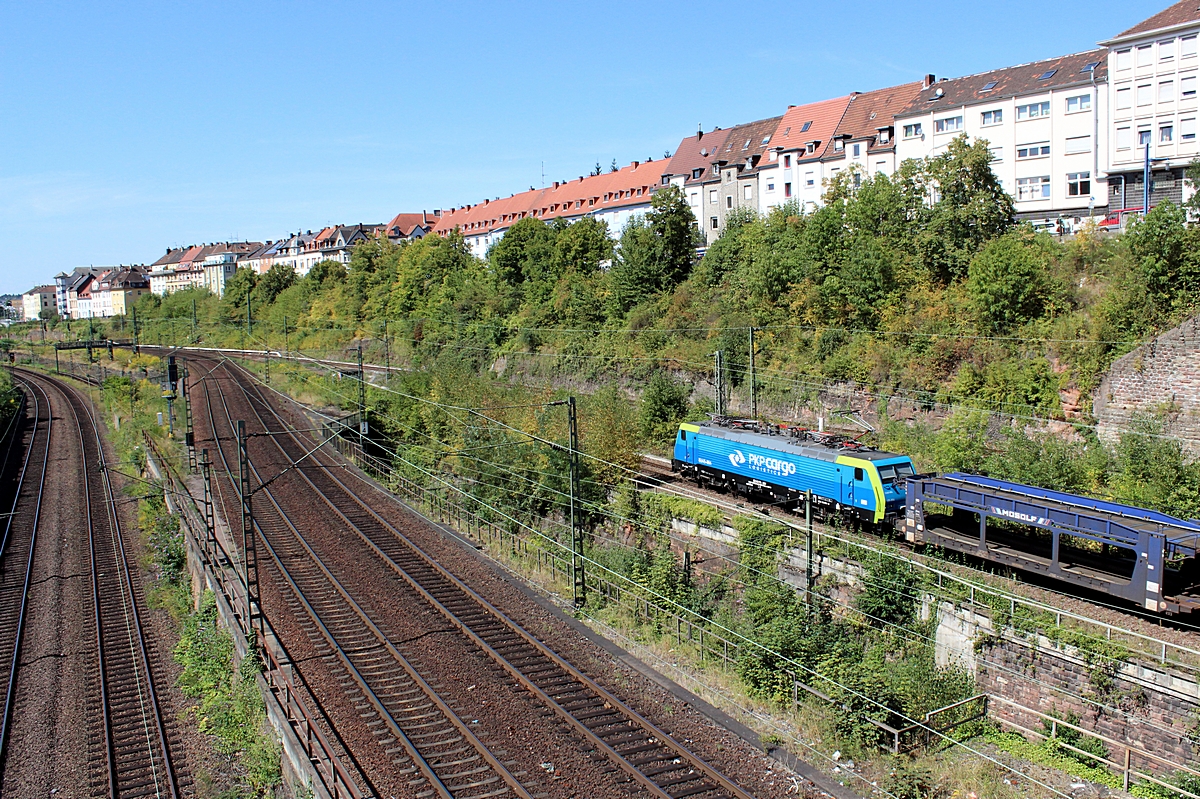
0;0;1156;294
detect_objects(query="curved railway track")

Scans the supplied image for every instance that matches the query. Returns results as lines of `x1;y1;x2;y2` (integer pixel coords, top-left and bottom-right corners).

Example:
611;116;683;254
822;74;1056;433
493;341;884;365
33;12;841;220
0;378;48;774
8;369;182;799
198;362;534;799
194;355;758;799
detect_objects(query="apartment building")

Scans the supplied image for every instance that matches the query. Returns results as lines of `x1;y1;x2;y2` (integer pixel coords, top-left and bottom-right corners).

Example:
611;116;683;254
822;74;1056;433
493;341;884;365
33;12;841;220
1101;0;1200;214
660;126;732;243
434;160;662;257
21;286;56;321
386;212;439;243
820;81;927;184
758;96;855;215
895;50;1109;228
149;242;260;296
692;116;782;243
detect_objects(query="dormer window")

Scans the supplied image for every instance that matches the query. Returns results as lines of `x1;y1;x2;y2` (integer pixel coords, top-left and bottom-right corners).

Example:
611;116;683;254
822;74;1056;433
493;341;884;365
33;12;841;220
805;141;819;154
834;138;844;152
692;168;703;179
878;128;891;144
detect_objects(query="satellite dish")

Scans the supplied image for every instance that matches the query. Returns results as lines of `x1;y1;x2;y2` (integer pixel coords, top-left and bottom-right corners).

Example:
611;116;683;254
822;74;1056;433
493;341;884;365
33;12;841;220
934;88;945;98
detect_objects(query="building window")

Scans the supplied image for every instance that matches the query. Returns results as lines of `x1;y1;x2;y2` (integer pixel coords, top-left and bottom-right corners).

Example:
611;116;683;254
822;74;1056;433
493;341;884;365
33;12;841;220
725;170;732;182
1016;101;1050;119
692;168;703;179
1065;135;1091;154
903;123;923;138
981;109;1003;125
989;145;1004;162
744;185;753;200
852;143;861;156
1065;94;1091;113
805;171;815;187
1139;128;1152;146
875;160;887;174
1137;44;1153;67
1160;80;1175;102
1161;38;1175;61
713;164;720;176
1067;172;1091;196
1182;118;1196;141
711;217;719;229
833;138;845;151
1016;176;1051;201
766;181;775;192
1182;75;1197;99
709;190;717;204
1116;87;1132;109
878;129;890;143
1116;48;1132;70
784;154;791;168
1016;142;1050;159
1161;124;1174;143
1137;83;1153;106
689;191;698;206
1183;35;1198;58
935;115;963;133
726;195;733;208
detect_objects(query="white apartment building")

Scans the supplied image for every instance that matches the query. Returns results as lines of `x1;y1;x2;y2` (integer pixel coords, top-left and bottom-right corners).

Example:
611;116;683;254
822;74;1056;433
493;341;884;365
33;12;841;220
1101;1;1200;214
895;50;1109;229
22;286;56;321
757;95;855;216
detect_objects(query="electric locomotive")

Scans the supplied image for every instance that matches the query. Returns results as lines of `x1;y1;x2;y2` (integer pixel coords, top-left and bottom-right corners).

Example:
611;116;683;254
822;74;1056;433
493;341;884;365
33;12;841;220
672;420;915;524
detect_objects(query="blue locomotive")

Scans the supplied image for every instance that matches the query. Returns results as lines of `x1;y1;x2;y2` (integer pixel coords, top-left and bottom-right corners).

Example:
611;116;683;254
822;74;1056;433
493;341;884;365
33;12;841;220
672;421;915;524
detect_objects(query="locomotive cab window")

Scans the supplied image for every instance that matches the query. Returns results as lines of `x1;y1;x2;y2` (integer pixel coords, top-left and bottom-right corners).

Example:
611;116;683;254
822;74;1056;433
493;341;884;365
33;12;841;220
854;467;864;481
680;430;687;440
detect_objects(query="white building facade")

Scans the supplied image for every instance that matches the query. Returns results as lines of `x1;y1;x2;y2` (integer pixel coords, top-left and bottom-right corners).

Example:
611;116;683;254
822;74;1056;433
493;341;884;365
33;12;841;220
895;50;1109;229
1101;2;1200;215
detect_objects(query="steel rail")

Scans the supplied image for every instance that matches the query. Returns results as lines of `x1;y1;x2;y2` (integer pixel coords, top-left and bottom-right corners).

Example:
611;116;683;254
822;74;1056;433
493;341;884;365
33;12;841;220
200;363;532;799
215;357;757;799
0;378;49;777
22;369;181;799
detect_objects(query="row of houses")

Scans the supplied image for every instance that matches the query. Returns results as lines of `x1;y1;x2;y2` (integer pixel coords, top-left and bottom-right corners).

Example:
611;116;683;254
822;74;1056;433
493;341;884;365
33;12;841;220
20;266;154;322
26;2;1200;314
431;1;1200;251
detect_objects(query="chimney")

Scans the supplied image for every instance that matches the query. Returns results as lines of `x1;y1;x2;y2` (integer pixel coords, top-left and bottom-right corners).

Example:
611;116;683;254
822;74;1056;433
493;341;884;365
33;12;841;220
422;210;428;224
923;73;936;88
697;124;703;140
631;161;639;169
553;181;560;189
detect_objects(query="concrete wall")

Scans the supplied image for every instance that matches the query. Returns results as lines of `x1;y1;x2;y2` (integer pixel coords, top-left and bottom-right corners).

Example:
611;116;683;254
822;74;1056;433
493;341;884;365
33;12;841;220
1093;314;1200;458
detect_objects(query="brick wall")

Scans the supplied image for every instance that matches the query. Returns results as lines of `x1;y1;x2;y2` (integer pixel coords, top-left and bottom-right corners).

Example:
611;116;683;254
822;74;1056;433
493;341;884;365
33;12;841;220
978;637;1199;774
1093;315;1200;457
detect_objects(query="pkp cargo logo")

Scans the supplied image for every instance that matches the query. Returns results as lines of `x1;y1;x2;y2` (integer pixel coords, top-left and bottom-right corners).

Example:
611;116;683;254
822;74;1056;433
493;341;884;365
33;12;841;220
729;449;796;477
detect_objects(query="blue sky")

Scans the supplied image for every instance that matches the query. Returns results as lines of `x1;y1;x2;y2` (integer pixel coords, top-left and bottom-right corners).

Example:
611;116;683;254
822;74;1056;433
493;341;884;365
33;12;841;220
0;0;1156;294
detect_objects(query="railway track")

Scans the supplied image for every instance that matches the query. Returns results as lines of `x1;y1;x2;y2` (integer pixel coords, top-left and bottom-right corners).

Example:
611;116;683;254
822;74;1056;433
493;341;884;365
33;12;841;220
10;369;183;799
0;378;47;774
198;362;534;799
194;355;758;799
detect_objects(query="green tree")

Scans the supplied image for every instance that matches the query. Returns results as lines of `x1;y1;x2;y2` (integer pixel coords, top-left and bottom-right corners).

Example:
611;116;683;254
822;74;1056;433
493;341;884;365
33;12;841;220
488;216;556;286
252;263;296;307
1126;200;1198;317
220;267;257;321
966;230;1056;334
638;371;692;443
608;185;702;314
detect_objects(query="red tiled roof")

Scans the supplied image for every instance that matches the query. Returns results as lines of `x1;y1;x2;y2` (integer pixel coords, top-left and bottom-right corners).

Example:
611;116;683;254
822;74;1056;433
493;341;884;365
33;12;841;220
1113;1;1200;39
663;128;733;186
433;159;662;238
827;81;925;154
711;116;783;176
768;95;856;162
386;212;436;237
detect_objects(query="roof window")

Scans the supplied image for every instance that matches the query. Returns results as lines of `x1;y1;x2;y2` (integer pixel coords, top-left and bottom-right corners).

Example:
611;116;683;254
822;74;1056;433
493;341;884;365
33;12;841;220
1081;61;1100;73
980;80;998;92
760;134;771;144
743;139;751;150
1037;69;1057;80
800;121;812;133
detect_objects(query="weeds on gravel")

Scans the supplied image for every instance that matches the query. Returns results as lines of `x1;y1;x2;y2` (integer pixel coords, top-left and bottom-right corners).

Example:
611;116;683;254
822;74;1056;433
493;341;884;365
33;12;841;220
176;592;281;797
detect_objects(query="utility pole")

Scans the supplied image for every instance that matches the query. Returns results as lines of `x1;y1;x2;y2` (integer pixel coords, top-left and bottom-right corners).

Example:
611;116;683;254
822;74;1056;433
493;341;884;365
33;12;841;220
191;297;197;339
713;350;724;416
131;307;139;354
245;293;252;351
237;421;261;643
357;343;367;451
264;348;270;385
200;448;215;562
805;489;814;608
567;396;585;607
183;364;196;472
283;315;288;355
384;319;390;379
749;326;757;420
